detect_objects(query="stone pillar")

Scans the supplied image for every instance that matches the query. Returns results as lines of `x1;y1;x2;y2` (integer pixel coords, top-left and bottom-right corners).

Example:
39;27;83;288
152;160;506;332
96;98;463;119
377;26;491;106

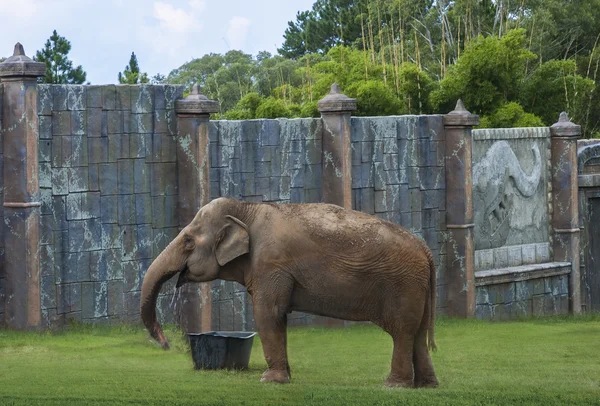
318;83;357;209
0;43;46;329
316;83;356;327
550;112;581;314
175;84;220;333
443;100;478;318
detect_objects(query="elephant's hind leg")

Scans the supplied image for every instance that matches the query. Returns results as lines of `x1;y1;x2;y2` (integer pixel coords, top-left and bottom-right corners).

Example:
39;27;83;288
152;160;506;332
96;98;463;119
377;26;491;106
413;327;438;388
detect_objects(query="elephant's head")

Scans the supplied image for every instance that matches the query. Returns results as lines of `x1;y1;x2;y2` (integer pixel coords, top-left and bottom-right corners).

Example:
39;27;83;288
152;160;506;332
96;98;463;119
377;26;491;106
140;198;250;349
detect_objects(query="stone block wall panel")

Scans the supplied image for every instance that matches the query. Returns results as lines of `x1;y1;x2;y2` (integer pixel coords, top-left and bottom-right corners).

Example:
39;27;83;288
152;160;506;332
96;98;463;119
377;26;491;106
476;274;569;320
36;84;184;328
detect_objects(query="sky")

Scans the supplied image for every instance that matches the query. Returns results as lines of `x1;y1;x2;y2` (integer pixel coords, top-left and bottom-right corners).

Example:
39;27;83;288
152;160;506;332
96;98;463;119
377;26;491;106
0;0;315;84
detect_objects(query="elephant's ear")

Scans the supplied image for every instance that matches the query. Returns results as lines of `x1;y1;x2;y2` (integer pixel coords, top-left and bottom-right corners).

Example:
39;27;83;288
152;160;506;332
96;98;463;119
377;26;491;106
215;215;250;266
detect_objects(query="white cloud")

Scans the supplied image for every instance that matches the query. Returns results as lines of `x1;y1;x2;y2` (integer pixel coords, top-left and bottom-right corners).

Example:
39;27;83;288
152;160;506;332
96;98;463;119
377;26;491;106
153;1;200;34
226;16;250;50
189;0;205;11
137;0;205;59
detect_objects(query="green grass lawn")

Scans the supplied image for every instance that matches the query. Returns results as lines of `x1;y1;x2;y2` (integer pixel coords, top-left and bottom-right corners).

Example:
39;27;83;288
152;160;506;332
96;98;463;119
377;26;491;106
1;316;599;405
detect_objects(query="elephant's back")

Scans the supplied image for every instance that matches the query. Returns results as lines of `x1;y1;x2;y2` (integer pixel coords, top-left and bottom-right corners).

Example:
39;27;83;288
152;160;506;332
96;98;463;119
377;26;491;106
275;203;422;254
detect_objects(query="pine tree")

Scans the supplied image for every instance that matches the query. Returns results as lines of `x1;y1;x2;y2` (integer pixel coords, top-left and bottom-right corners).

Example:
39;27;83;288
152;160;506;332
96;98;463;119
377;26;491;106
34;30;87;84
118;52;149;84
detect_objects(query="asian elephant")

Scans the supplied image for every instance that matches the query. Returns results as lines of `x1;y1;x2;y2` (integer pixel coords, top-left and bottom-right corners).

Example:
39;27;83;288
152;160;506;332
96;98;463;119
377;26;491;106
140;197;438;388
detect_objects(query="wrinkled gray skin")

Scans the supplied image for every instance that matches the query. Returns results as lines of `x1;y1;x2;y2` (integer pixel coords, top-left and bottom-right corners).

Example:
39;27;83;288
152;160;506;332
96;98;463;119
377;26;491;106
140;197;438;388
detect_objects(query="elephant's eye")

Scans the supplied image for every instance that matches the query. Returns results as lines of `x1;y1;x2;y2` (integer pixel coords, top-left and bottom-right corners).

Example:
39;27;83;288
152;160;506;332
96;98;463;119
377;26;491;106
183;235;195;250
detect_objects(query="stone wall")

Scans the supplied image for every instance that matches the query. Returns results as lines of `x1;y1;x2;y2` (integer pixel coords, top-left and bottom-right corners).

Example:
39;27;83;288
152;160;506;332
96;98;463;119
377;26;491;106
36;84;184;327
0;73;583;330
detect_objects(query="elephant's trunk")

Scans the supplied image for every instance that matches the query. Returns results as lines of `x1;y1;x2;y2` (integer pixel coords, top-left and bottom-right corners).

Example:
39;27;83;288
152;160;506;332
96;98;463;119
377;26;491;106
140;236;185;350
507;143;541;197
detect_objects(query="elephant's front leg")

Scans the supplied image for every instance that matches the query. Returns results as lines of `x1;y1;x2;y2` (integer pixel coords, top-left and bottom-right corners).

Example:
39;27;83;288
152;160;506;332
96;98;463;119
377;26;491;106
252;295;291;384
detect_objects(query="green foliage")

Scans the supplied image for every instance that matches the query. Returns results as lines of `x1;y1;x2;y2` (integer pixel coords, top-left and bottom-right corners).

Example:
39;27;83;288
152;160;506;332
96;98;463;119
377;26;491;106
118;52;149;84
222;108;254;120
300;101;320;117
430;29;536;116
348;80;404;116
479;102;544;128
167;50;257;113
34;30;87;84
520;59;595;127
398;63;437;114
150;73;166;84
223;92;265;120
255;97;292;119
237;92;264;117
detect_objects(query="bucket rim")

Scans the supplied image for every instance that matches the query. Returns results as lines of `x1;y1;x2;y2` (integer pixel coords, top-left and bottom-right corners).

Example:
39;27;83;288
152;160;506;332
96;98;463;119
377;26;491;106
187;331;257;339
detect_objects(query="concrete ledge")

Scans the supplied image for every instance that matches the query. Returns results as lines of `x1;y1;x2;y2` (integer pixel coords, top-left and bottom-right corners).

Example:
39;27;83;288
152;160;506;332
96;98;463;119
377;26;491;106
473;127;550;141
578;173;600;188
475;262;571;286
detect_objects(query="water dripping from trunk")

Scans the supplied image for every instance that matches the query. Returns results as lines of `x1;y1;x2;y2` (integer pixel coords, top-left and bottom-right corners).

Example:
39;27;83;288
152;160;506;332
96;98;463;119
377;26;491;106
170;286;182;324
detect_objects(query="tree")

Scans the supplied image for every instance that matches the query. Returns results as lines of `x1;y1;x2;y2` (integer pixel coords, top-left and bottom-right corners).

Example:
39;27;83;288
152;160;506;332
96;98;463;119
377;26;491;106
255;97;292;118
478;102;544;128
166;50;257;112
520;59;595;127
398;63;437;114
151;73;166;84
223;92;265;120
279;0;367;58
118;52;149;84
34;30;86;84
348;80;404;116
430;29;536;116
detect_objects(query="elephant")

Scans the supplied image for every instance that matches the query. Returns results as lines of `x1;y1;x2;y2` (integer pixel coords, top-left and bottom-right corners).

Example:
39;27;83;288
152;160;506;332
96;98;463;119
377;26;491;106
140;197;438;388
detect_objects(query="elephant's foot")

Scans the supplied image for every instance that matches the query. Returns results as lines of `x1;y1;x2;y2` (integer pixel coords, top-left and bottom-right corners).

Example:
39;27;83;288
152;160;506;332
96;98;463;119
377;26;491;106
260;369;291;384
414;377;439;389
384;377;413;388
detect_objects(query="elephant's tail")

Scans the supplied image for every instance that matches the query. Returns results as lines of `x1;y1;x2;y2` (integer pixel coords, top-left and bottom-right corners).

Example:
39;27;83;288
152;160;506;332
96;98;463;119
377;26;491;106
427;251;437;352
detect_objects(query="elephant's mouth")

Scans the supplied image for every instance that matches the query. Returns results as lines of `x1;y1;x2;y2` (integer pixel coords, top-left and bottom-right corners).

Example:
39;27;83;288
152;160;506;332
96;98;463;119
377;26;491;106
175;267;189;288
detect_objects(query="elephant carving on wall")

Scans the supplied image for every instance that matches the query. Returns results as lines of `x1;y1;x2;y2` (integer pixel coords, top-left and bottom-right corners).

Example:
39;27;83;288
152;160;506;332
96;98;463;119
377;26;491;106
140;197;438;388
473;141;542;250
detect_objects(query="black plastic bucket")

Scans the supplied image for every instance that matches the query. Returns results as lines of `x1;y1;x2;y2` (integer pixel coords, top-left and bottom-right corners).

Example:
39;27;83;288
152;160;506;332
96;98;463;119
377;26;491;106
187;331;257;370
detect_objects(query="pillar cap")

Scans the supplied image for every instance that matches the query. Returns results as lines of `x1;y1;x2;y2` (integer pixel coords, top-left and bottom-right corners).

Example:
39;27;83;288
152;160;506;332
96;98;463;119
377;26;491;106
443;99;480;127
550;112;581;138
318;83;357;113
175;83;220;115
0;43;46;79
